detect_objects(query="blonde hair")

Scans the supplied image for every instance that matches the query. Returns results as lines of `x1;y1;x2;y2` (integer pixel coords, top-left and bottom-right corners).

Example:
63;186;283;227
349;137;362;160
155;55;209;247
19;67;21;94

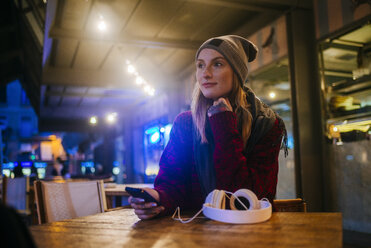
191;75;253;147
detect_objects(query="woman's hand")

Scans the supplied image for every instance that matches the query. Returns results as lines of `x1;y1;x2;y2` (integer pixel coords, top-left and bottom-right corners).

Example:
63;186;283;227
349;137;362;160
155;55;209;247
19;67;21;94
208;97;233;117
128;188;164;220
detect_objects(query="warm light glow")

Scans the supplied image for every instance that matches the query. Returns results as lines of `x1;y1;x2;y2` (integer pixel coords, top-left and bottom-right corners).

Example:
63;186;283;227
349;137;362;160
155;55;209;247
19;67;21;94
127;64;136;74
106;112;117;124
145;166;159;176
136;76;144;85
89;116;98;125
124;60;156;95
97;20;107;31
112;167;120;175
144;85;151;93
333;126;338;132
269;92;276;99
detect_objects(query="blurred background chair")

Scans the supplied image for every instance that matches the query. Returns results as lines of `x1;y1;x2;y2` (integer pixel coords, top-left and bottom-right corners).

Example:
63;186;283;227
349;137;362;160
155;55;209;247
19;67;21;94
273;198;307;212
34;180;107;224
2;177;30;216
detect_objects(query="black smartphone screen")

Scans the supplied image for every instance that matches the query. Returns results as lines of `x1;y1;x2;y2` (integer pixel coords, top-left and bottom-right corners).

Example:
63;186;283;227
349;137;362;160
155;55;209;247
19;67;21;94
125;187;159;204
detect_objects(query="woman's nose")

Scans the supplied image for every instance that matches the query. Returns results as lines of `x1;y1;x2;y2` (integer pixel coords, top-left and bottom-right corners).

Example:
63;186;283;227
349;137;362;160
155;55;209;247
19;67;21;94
202;66;212;78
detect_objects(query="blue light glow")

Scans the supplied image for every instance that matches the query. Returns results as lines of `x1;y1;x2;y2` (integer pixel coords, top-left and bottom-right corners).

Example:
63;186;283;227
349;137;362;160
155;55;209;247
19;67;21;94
81;161;94;168
34;162;47;168
21;161;32;168
3;162;15;169
145;126;159;135
150;132;160;144
287;136;294;149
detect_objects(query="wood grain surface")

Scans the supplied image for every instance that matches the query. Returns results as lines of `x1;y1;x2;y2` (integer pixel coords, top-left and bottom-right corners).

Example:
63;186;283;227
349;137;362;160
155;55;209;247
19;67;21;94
30;209;342;248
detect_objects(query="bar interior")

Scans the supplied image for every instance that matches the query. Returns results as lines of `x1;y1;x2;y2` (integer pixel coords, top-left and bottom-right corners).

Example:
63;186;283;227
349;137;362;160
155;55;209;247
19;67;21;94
0;0;370;247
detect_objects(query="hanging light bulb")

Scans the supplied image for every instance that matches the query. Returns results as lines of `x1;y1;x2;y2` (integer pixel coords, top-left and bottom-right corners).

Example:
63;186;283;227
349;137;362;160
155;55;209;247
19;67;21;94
97;20;107;31
89;116;98;125
136;76;144;85
269;92;276;99
127;64;136;74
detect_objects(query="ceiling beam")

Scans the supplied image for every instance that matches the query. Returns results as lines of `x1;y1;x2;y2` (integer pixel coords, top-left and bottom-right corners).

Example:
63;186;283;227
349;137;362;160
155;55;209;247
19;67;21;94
187;0;282;12
42;66;132;88
40;98;147;119
45;91;139;99
232;12;283;37
49;27;202;49
246;0;313;9
40;105;128;119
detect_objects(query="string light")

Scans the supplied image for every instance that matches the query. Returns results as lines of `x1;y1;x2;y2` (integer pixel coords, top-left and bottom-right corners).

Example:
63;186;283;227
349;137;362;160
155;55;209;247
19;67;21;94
127;64;136;74
125;60;156;96
136;76;144;85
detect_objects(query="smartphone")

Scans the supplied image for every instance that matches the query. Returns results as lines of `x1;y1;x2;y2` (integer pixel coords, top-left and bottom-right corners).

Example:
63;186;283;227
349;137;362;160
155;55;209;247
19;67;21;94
125;187;159;204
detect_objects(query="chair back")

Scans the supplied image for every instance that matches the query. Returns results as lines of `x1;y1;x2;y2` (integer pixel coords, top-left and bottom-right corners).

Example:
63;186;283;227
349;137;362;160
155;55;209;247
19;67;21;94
2;177;30;214
34;180;107;224
273;198;307;212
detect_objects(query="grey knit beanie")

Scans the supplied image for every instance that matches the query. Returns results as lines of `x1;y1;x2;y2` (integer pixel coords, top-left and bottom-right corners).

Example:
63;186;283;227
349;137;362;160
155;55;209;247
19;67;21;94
195;35;258;87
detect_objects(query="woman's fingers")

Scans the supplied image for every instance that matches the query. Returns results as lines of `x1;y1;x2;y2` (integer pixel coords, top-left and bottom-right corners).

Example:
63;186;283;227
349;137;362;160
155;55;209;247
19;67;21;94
134;206;164;216
131;201;158;209
135;206;165;220
129;196;165;220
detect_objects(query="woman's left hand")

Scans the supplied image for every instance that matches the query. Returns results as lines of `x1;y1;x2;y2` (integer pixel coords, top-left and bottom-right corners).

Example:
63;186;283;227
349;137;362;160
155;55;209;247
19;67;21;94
208;97;233;116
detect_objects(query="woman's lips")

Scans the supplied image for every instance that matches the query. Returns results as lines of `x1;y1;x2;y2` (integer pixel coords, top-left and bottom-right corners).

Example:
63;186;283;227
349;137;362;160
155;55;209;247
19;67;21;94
202;82;217;88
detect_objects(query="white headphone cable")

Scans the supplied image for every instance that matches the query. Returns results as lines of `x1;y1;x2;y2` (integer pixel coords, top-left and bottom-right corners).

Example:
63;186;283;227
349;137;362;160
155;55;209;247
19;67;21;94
172;206;206;224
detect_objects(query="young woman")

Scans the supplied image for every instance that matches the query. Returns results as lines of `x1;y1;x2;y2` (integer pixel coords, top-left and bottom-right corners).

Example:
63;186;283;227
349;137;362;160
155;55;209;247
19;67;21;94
129;35;287;220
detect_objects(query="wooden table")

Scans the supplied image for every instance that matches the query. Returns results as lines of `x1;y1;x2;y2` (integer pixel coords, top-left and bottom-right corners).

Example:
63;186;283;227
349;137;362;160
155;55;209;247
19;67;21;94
30;209;342;248
104;183;153;208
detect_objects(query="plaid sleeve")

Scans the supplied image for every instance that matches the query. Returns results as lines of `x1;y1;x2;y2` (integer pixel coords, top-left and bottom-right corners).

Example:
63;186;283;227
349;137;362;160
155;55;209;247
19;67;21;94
154;112;193;215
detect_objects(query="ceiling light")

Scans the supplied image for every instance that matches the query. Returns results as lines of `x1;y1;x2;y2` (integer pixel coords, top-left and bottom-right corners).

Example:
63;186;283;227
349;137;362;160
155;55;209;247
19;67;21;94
89;116;98;125
97;20;107;31
127;64;136;74
136;76;144;85
149;88;155;96
106;113;117;124
269;92;276;99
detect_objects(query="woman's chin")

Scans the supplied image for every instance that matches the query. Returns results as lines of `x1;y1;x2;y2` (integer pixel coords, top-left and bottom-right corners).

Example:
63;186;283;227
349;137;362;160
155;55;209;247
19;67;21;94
202;92;220;100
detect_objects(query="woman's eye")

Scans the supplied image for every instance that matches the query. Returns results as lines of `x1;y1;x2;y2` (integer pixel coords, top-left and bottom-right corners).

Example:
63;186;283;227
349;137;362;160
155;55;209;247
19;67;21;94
214;62;223;67
197;63;204;69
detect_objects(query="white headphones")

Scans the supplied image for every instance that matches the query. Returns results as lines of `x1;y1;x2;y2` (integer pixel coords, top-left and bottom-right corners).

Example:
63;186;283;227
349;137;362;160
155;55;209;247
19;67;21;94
173;189;272;224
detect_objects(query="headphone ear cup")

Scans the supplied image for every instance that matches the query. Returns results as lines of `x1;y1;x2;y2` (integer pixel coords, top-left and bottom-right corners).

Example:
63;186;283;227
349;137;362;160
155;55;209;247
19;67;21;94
230;189;261;210
205;190;227;209
205;190;219;208
216;190;226;210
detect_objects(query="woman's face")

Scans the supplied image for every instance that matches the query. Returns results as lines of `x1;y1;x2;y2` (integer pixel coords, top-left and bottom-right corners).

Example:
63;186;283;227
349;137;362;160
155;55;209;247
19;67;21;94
196;48;234;100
